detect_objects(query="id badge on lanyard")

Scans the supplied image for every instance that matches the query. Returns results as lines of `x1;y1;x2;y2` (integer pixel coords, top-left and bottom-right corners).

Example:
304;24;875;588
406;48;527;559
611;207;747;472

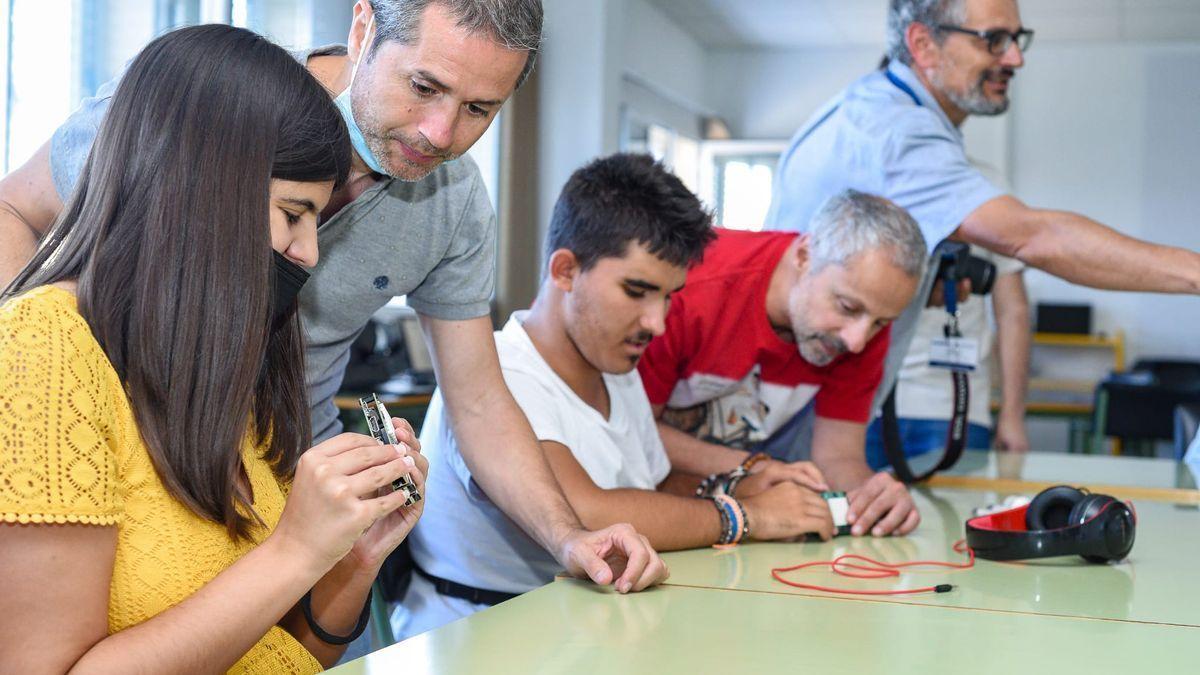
928;275;979;372
930;336;979;371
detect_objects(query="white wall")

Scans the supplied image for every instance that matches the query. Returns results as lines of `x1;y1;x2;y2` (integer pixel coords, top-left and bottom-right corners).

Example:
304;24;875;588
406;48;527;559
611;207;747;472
535;0;709;248
1010;42;1200;361
535;0;624;242
703;46;1010;177
619;0;710;120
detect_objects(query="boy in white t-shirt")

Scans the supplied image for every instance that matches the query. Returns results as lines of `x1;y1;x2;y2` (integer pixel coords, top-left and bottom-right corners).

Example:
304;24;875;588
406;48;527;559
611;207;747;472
394;154;837;640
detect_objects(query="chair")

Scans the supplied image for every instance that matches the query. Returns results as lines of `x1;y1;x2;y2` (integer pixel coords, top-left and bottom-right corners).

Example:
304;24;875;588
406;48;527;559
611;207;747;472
1093;360;1200;457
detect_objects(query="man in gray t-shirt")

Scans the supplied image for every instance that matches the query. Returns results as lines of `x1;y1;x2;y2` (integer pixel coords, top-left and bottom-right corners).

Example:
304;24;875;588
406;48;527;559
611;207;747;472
0;0;667;605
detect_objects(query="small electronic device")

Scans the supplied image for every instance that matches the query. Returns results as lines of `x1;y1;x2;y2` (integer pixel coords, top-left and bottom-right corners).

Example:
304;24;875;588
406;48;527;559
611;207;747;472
359;393;421;505
822;491;851;536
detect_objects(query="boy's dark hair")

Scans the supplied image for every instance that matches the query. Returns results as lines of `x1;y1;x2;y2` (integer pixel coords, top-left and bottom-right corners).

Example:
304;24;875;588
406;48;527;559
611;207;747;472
546;153;714;272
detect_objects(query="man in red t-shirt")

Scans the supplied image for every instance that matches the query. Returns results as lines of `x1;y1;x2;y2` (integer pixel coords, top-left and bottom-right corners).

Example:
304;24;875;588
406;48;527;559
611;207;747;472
639;189;929;537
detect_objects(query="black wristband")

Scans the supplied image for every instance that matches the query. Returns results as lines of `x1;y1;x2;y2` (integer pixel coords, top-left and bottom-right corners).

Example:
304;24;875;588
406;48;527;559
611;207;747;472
300;588;372;645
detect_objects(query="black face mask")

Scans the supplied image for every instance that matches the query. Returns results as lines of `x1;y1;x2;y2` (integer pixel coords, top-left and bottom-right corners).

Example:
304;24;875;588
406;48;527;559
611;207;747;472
271;250;310;327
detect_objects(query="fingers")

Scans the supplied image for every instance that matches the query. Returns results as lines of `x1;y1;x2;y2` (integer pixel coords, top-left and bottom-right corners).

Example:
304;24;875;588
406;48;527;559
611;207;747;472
329;441;405;477
347;453;417;498
792;462;829;491
630;535;669;591
361;469;424;518
847;475;887;527
610;529;668;593
849;483;893;536
563;525;668;593
869;498;913;537
896;507;921;536
309;432;381;457
806;499;836;540
613;533;650;594
391;417;422;454
848;475;915;537
408;444;430;477
573;544;615;586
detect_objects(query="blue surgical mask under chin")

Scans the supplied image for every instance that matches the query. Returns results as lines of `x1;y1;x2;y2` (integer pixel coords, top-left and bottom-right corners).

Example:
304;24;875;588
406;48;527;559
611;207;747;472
333;86;387;176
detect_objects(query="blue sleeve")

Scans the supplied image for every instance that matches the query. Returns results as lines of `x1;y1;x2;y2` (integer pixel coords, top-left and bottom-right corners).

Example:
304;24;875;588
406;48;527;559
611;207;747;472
883;124;1005;252
48;75;121;201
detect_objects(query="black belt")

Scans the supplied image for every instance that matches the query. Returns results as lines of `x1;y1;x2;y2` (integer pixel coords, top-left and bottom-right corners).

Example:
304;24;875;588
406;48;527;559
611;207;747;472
414;565;519;606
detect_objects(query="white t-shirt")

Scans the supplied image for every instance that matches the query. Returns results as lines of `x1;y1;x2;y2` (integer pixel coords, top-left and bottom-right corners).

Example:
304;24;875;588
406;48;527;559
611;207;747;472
395;311;671;639
894;246;1024;425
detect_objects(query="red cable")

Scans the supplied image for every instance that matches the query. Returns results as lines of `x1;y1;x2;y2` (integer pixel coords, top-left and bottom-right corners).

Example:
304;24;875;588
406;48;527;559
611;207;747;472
771;539;975;595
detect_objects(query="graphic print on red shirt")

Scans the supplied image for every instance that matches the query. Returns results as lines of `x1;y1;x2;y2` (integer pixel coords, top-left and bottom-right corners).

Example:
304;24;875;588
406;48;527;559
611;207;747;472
638;229;889;449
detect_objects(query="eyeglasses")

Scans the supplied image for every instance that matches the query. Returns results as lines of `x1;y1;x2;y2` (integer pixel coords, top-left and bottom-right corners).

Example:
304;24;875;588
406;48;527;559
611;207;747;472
935;25;1035;56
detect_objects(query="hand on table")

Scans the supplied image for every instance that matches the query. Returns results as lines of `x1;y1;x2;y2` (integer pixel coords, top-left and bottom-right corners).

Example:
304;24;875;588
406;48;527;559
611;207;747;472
846;472;920;537
558;524;670;594
742;482;836;541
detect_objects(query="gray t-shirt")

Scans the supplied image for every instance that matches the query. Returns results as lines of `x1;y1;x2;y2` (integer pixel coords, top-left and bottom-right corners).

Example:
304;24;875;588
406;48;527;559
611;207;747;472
48;45;496;443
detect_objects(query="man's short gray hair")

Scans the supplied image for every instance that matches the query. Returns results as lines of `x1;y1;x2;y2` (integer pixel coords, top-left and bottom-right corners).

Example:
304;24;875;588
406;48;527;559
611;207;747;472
886;0;966;66
808;190;927;278
368;0;543;88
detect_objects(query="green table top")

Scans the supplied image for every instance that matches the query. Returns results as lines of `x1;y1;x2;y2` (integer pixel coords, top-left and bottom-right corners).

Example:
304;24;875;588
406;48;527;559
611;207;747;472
657;486;1200;627
940;450;1198;492
331;579;1195;675
330;453;1200;674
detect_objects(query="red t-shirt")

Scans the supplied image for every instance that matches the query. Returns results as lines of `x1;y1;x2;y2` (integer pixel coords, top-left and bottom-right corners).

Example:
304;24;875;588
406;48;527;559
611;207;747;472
638;229;889;449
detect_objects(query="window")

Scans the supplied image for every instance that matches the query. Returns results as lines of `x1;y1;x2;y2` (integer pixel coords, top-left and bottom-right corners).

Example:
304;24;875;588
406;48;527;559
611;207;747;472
0;0;232;173
699;140;787;231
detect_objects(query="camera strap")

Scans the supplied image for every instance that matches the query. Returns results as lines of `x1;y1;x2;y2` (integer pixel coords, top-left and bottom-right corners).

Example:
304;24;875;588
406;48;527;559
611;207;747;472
882;273;970;484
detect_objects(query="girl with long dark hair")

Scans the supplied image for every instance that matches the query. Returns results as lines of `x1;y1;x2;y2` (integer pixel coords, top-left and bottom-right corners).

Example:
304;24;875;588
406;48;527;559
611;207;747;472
0;25;426;673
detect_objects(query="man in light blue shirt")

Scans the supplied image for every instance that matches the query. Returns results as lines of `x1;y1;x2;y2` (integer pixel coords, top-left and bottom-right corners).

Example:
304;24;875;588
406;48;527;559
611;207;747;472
766;0;1200;526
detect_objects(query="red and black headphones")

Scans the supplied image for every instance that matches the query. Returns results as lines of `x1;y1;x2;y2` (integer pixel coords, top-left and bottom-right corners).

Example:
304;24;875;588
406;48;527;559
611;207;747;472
965;485;1137;563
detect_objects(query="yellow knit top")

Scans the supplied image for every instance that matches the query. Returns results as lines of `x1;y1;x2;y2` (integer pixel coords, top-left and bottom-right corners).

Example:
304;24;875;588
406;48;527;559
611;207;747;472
0;286;321;674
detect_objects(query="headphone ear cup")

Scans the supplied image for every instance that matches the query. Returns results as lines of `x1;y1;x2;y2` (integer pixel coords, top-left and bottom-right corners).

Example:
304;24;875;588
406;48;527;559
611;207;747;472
1094;501;1136;563
1026;485;1086;530
1068;494;1113;527
1068;494;1124;563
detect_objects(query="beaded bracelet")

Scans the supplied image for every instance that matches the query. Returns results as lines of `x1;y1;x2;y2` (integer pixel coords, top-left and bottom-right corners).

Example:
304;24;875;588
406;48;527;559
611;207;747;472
695;472;722;498
710;496;734;544
697;466;751;498
725;466;749;497
740;452;770;472
731;495;751;541
712;494;748;546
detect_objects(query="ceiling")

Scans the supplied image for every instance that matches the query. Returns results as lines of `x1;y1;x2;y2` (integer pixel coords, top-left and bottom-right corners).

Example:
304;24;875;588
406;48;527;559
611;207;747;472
642;0;1200;50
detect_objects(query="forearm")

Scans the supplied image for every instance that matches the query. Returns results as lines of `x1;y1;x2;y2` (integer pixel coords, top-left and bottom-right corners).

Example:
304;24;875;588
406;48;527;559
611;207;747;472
810;417;874;491
279;556;377;668
449;382;582;553
966;200;1200;293
657;421;749;475
993;278;1031;418
72;535;325;674
814;455;875;491
0;206;39;289
571;487;721;551
422;315;583;557
658;470;704;497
